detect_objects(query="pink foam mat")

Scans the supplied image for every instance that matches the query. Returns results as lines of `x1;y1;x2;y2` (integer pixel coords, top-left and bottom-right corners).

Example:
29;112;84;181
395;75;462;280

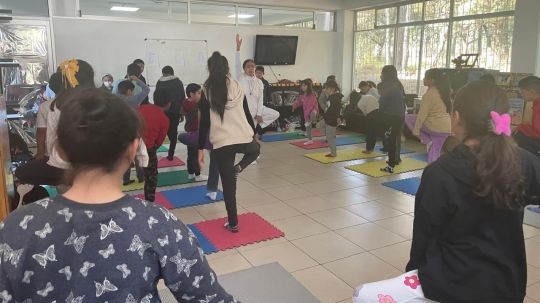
158;156;185;168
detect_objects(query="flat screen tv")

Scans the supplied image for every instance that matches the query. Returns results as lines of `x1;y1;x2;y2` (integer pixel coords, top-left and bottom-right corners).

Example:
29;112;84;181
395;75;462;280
255;35;298;65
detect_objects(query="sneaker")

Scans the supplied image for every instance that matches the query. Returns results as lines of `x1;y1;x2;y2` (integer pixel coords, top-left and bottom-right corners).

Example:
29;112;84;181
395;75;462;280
206;192;218;201
325;153;337;158
166;155;174;161
251;160;257;165
195;174;208;182
188;174;196;180
303;140;314;145
224;223;239;233
380;166;394;173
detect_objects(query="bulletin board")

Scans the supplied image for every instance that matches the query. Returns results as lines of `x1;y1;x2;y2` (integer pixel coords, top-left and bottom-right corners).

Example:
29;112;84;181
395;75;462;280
144;38;209;86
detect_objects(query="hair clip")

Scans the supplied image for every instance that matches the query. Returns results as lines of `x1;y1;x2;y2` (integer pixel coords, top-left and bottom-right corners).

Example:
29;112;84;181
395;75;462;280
60;59;80;88
490;111;511;136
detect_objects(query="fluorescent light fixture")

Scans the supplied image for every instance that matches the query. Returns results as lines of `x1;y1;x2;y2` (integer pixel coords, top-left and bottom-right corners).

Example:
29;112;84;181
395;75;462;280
228;14;254;19
110;5;140;12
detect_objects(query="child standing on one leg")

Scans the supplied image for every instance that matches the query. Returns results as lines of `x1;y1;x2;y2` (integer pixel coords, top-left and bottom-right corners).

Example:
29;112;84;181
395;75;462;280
181;84;208;182
137;89;171;202
322;80;343;158
292;79;319;145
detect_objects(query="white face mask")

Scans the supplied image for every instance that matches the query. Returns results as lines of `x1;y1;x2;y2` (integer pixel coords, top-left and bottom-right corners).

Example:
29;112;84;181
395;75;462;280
103;81;112;88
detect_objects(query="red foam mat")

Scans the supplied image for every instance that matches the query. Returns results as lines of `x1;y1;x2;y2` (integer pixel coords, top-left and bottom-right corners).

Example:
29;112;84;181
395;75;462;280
194;212;285;251
290;139;328;149
134;192;173;209
158;156;185;168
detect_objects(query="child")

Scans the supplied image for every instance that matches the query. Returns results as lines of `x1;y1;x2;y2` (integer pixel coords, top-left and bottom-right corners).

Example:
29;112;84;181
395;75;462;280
322;80;343;157
356;94;381;154
118;79;150;185
181;83;208;182
137;89;171;202
353;80;540;303
292;79;319;144
0;87;236;302
514;76;540;156
359;81;380;99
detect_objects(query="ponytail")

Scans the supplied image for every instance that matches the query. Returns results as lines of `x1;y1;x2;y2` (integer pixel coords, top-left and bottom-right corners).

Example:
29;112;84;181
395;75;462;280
453;81;524;210
204;52;229;120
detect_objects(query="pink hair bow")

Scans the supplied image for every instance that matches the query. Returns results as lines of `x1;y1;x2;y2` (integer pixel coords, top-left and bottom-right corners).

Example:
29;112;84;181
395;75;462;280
490;111;511;136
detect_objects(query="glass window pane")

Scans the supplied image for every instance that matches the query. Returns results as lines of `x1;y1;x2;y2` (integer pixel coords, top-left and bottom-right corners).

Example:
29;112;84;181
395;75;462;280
262;9;313;28
399;3;423;23
356;10;375;31
420;22;450;95
315;12;334;31
395;26;422;93
454;0;516;17
80;0;168;20
425;0;450;20
451;16;514;72
236;7;260;25
0;0;49;17
353;29;395;87
376;7;397;26
191;3;236;24
171;2;188;21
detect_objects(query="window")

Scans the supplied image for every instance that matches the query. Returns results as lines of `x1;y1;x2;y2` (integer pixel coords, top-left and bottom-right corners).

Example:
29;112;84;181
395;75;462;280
190;2;236;24
354;0;515;94
356;10;375;31
315;12;334;31
0;0;49;17
454;0;516;17
376;7;397;26
237;7;260;25
170;2;188;21
399;3;423;23
80;0;169;20
262;9;313;27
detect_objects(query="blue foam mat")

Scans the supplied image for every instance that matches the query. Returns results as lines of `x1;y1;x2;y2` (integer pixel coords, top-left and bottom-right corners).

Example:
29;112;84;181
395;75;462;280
187;224;217;254
376;146;416;154
162;186;224;208
335;136;366;145
408;153;429;162
382;177;421;196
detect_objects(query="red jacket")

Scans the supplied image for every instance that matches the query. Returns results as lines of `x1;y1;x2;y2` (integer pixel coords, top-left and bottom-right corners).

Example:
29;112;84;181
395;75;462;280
518;97;540;140
137;104;170;149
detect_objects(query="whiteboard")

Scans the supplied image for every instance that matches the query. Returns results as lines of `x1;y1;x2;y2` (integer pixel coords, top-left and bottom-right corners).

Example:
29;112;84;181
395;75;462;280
144;38;208;86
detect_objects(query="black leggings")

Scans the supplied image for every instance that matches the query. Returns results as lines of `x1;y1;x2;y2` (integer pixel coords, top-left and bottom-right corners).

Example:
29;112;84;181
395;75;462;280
15;158;65;186
381;113;404;167
211;140;260;227
166;114;181;158
187;145;200;175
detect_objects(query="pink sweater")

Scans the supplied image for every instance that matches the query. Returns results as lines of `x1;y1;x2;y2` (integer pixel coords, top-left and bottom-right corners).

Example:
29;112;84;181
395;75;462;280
292;93;319;121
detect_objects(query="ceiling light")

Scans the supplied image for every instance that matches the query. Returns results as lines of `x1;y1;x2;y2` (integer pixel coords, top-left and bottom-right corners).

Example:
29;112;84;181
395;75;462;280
228;14;254;19
110;5;140;12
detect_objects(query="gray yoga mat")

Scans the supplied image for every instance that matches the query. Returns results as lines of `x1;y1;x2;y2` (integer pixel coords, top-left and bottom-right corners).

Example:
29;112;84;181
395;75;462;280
159;262;320;303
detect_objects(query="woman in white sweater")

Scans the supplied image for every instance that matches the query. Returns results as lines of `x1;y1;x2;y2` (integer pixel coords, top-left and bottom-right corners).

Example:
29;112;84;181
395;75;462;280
405;69;452;163
198;51;260;233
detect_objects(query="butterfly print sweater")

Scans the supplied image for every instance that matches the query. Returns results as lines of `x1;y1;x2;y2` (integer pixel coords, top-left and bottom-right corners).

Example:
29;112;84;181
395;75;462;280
0;195;238;303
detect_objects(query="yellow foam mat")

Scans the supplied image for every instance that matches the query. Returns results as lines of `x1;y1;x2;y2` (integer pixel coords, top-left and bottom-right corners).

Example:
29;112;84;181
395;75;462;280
345;158;427;177
304;149;385;164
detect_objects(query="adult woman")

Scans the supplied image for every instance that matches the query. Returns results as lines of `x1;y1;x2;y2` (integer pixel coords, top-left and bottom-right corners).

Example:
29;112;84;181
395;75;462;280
405;69;452;163
198;51;260;233
379;65;405;173
353;81;540;303
0;88;236;302
235;34;279;138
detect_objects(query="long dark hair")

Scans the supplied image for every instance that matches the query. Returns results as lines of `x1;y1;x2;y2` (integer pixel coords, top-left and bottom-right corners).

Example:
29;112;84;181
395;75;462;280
453;81;524;210
425;69;452;113
300;78;313;96
204;52;229;120
381;65;404;94
57;88;141;174
52;59;96;110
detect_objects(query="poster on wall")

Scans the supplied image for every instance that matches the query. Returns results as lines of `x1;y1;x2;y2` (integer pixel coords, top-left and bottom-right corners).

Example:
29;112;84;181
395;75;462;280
508;98;525;126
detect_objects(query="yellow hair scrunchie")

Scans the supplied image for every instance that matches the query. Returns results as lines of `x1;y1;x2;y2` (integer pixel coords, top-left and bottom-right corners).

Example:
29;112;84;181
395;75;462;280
60;59;80;88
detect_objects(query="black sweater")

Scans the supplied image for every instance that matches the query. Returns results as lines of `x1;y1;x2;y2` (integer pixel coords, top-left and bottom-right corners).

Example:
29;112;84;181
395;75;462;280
155;76;186;118
407;145;540;303
323;93;343;127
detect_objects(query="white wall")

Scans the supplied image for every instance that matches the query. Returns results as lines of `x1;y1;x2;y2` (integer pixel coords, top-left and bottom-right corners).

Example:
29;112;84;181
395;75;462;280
52;17;339;86
511;0;540;75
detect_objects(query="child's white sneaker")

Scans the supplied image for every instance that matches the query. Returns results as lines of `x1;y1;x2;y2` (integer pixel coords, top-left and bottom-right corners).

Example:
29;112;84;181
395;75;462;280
188;174;196;180
303;140;314;145
195;174;208;182
206;192;217;201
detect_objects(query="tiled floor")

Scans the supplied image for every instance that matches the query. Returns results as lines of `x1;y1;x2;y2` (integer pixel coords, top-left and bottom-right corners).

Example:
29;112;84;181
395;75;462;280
156;133;540;303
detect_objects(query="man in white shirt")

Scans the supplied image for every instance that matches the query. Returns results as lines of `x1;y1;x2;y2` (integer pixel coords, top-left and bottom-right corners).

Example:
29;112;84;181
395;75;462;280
235;35;279;138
